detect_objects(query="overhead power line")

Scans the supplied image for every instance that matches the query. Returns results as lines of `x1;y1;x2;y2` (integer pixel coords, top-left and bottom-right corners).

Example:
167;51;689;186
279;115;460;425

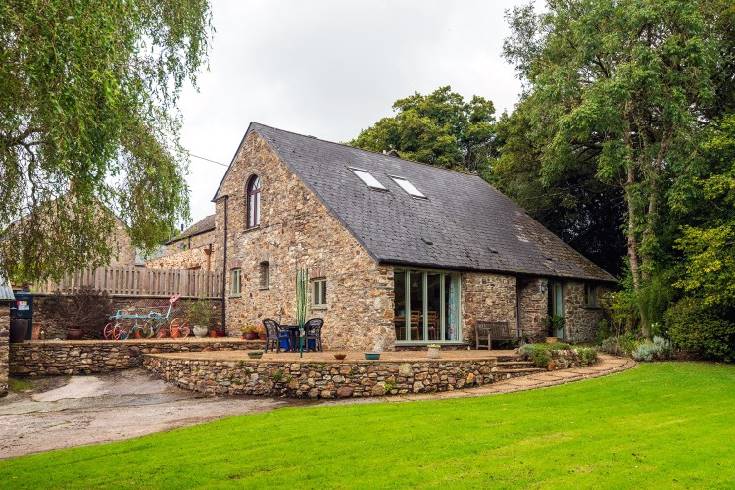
187;151;228;167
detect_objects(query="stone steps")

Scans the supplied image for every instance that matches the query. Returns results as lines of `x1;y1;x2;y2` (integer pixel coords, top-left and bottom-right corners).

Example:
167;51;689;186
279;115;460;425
496;360;536;369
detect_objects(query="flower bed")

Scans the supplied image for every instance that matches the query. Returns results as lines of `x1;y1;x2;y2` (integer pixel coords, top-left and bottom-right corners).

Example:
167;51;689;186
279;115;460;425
518;343;598;369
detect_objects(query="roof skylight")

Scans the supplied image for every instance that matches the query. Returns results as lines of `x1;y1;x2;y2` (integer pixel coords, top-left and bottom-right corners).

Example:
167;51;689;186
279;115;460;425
390;176;426;198
350;168;387;190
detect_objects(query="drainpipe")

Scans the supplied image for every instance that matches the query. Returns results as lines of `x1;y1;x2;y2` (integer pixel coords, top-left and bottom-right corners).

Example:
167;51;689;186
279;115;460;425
220;195;229;335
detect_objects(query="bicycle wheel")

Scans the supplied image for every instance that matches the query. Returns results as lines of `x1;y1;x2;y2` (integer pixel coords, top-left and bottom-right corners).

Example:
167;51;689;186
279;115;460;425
103;322;115;340
113;323;128;340
169;318;190;338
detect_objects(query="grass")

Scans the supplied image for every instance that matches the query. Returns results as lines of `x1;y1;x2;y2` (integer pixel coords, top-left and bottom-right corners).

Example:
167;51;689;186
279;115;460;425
2;363;735;488
7;377;32;393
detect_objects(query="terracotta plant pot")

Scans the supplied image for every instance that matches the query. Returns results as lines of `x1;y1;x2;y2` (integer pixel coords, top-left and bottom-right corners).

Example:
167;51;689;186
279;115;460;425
333;353;347;361
244;332;258;341
133;329;143;339
209;330;218;338
170;326;181;339
258;332;267;341
66;328;83;340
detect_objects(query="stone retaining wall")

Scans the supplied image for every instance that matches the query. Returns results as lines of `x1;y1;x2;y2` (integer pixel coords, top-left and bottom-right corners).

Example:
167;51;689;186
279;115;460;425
0;305;9;396
143;355;508;399
10;338;262;376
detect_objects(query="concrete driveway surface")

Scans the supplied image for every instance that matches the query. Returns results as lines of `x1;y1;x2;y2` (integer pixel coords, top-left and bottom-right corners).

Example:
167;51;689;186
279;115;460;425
0;369;287;459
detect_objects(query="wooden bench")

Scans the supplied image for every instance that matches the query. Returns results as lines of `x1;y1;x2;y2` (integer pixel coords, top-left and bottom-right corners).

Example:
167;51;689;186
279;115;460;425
475;321;516;350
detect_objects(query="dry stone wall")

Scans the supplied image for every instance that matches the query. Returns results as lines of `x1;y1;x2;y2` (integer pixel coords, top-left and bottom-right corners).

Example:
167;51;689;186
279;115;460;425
214;131;394;351
10;339;260;376
144;355;506;399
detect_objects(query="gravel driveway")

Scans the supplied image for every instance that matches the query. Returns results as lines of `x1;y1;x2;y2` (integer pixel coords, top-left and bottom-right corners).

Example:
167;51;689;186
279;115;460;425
0;369;288;459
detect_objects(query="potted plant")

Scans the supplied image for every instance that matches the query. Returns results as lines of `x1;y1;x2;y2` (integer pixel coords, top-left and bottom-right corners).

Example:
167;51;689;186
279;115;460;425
208;327;218;338
256;324;267;341
247;350;264;359
333;353;347;360
187;300;211;338
365;339;384;360
427;343;441;359
241;325;258;340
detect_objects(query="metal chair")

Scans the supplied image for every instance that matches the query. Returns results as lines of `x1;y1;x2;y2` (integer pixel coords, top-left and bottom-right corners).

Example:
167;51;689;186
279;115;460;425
263;318;283;353
303;318;324;352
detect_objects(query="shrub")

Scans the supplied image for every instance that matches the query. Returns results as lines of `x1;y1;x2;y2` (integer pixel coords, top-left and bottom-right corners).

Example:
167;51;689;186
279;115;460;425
599;332;639;356
187;300;212;326
630;336;672;362
575;347;598;366
518;343;572;368
667;298;735;362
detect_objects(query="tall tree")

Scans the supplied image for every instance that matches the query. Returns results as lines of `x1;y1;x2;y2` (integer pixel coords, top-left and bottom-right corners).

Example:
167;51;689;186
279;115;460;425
503;0;726;333
0;0;212;282
351;86;497;176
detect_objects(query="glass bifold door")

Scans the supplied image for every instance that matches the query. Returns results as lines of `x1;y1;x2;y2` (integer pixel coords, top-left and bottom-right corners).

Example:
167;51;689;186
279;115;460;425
394;269;461;342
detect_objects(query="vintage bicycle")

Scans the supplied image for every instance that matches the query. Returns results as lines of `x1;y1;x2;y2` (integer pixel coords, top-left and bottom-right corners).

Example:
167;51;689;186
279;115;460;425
103;294;190;340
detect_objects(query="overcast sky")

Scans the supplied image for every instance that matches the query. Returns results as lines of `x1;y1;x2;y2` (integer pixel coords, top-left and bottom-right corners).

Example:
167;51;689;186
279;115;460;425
178;0;526;223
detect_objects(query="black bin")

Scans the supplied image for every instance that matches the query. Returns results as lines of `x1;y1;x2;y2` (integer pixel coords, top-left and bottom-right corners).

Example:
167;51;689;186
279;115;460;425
9;291;33;342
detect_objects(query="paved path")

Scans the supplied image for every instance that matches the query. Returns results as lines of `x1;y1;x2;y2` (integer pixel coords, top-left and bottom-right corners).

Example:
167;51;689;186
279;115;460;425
387;354;636;402
0;355;634;458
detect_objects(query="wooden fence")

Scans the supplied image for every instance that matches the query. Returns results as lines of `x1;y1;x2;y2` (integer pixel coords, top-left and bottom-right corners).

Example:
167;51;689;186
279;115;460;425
32;266;222;298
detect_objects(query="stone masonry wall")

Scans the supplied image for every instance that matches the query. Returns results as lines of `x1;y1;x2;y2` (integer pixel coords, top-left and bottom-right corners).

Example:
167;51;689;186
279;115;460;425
518;277;549;341
214;131;393;351
144;355;501;399
145;244;216;271
564;281;606;343
10;339;261;376
33;295;222;340
462;273;517;343
0;304;9;396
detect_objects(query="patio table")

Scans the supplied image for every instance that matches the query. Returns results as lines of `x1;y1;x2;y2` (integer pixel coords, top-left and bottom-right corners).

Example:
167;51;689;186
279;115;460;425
281;325;301;352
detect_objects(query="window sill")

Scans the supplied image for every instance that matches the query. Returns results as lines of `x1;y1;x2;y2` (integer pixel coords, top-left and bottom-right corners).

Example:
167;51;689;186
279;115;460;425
583;305;602;310
228;294;242;299
258;286;270;291
243;225;261;234
311;305;328;311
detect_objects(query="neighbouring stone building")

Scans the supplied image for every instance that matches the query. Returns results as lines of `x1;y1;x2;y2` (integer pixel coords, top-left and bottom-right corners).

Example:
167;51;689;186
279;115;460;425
145;215;217;271
0;277;14;396
208;123;615;351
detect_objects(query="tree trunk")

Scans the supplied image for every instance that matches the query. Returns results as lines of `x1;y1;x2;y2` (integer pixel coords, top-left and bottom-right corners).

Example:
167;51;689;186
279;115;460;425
623;156;649;336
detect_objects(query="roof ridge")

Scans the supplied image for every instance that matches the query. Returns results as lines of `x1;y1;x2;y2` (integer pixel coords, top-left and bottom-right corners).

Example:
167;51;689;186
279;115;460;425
250;122;482;178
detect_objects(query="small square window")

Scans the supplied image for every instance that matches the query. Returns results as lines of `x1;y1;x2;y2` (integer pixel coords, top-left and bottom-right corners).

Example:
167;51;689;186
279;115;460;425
390;176;426;198
259;261;270;289
584;283;599;307
312;278;327;307
230;268;241;296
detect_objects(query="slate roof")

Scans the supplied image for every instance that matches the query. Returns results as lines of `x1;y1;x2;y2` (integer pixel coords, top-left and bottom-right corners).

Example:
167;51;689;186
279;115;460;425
166;214;216;245
218;123;616;283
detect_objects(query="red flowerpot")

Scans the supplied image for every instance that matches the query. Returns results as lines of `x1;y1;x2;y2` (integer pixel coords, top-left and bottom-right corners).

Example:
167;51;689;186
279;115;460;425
245;332;258;341
209;330;218;338
66;328;83;340
170;326;181;339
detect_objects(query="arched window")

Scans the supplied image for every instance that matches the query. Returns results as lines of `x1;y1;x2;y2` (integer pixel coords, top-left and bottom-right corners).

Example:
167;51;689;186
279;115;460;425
246;175;261;228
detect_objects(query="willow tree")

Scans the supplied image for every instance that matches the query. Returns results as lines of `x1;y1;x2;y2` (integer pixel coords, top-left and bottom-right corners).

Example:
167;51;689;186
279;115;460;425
0;0;212;282
503;0;726;333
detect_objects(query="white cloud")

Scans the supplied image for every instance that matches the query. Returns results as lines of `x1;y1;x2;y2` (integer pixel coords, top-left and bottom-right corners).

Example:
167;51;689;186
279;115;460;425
178;0;524;223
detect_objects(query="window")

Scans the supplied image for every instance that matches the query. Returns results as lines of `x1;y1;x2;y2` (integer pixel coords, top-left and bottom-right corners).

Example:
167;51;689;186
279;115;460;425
390;176;426;198
548;280;565;338
585;283;599;308
394;269;461;343
312;278;327;307
230;268;241;295
246;175;262;228
350;168;387;190
259;261;269;289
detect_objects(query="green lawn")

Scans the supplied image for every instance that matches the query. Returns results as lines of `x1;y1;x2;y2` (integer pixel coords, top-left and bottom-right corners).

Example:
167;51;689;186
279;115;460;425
2;363;734;489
